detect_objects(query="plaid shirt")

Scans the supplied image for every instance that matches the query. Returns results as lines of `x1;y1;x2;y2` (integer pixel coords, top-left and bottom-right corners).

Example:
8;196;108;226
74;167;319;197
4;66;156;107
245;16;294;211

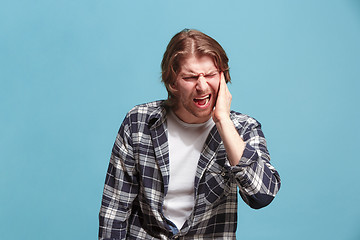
99;100;280;239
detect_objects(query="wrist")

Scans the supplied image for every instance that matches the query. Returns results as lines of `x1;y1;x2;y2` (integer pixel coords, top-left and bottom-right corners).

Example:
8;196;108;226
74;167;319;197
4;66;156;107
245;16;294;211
214;115;232;126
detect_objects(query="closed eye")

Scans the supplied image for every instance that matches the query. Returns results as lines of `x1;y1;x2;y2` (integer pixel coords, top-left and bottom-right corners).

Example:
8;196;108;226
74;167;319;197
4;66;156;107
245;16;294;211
183;76;198;80
204;73;217;78
182;72;218;81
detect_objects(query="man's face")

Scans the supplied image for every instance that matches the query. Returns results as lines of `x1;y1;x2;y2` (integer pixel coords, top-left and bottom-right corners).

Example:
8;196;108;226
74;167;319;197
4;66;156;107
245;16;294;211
170;55;220;124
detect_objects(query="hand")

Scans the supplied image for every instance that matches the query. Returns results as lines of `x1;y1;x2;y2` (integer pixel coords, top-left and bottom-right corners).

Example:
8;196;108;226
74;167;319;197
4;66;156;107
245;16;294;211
212;72;232;123
212;73;244;166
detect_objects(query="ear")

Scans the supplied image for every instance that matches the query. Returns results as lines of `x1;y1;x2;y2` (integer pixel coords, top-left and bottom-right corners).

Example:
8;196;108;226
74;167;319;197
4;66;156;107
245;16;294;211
167;81;179;97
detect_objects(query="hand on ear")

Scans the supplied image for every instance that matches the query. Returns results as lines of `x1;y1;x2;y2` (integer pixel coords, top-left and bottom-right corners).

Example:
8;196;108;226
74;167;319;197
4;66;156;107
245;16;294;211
212;72;232;123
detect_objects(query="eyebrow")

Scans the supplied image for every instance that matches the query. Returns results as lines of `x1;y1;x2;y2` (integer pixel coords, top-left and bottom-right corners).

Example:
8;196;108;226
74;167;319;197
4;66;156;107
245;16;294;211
180;70;218;76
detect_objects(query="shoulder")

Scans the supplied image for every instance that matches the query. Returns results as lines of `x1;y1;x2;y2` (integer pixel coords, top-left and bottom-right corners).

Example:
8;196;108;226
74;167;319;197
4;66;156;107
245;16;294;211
124;100;167;127
230;110;261;130
127;100;165;115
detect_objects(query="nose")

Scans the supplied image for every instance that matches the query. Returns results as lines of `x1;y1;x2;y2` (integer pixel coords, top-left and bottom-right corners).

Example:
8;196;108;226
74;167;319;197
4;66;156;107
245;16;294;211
195;74;208;91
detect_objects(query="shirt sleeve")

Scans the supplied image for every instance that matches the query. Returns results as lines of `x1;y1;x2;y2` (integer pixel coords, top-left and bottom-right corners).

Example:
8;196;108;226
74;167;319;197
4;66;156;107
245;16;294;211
99;116;138;239
231;117;281;209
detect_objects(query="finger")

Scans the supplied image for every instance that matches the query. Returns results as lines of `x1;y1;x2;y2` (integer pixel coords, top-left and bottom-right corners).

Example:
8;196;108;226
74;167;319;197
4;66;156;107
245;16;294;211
215;72;223;103
218;72;225;92
220;72;229;94
220;71;225;85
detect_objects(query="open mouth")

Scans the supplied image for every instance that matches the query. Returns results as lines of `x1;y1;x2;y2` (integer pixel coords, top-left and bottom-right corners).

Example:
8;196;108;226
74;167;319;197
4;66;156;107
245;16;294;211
193;94;211;106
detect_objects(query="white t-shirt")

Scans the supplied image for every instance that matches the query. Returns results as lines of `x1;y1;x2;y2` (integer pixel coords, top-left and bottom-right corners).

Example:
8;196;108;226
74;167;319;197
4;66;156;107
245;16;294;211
163;110;215;229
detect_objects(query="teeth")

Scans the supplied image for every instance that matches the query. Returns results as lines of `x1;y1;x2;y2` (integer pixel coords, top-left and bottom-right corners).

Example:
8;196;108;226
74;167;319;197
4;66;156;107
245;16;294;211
194;95;210;106
195;95;210;100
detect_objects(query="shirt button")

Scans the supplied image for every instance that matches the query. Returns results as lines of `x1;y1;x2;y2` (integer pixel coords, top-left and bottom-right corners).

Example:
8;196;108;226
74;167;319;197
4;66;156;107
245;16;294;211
221;172;226;177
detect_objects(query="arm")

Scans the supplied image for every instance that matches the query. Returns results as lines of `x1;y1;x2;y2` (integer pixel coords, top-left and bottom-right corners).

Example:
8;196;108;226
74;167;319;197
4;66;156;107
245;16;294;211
233;117;280;209
99;116;138;239
213;73;280;209
212;73;245;166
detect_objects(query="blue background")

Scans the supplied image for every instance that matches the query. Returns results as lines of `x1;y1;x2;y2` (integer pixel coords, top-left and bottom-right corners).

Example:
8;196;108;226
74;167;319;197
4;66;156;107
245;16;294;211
1;0;359;239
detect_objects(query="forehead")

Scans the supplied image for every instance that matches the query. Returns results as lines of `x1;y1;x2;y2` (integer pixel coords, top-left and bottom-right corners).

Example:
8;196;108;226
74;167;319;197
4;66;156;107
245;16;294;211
179;55;217;74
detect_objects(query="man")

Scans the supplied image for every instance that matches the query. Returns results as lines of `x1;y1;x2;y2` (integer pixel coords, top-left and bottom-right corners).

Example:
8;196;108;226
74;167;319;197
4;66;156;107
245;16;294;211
99;29;281;239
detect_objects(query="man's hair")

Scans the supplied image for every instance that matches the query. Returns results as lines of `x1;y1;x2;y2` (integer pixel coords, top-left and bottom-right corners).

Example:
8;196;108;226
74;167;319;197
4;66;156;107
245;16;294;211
161;29;231;106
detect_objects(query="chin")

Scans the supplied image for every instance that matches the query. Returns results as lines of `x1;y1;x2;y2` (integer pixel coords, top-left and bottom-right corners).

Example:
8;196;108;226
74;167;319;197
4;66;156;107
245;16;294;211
193;109;213;121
